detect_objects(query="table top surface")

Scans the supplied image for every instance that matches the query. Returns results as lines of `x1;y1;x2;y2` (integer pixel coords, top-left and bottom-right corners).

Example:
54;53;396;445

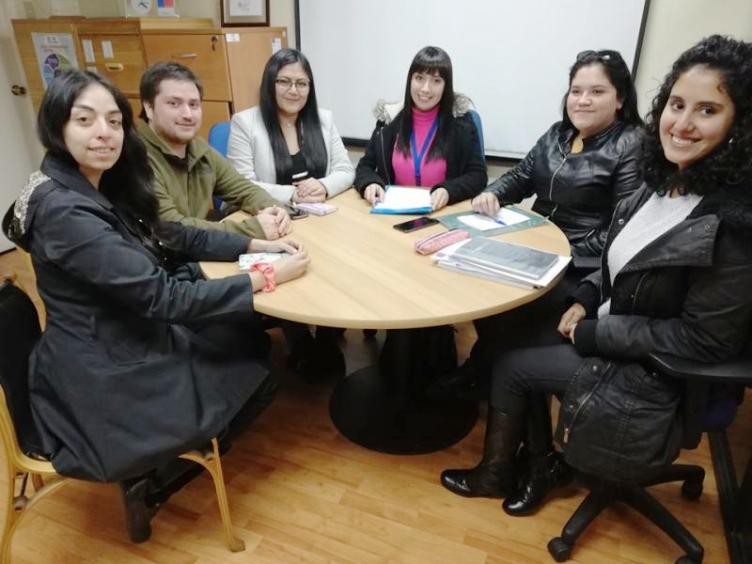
200;190;570;329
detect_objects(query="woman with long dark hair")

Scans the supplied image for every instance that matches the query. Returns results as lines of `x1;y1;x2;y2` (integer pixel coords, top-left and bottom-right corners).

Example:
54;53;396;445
441;35;752;517
228;48;354;203
3;70;309;542
355;45;487;211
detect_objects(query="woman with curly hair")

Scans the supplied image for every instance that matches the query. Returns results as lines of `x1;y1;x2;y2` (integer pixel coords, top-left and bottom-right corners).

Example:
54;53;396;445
440;35;752;517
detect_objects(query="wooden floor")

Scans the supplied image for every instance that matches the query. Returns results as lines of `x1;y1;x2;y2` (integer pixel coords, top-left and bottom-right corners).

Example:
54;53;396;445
0;249;734;563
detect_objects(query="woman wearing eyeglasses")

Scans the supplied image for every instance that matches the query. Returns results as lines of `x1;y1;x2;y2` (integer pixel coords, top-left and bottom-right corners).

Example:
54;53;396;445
435;50;645;397
227;48;354;204
441;35;752;518
228;48;353;380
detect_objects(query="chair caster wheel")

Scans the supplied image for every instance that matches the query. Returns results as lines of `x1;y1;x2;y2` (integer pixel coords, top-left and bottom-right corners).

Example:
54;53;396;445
681;479;703;500
548;537;573;562
676;555;701;564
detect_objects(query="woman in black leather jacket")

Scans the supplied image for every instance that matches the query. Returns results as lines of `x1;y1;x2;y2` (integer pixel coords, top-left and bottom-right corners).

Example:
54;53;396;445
441;35;752;517
436;50;644;396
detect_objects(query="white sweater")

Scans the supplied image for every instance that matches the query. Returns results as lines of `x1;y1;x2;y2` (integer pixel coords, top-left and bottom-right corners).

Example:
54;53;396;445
227;106;355;203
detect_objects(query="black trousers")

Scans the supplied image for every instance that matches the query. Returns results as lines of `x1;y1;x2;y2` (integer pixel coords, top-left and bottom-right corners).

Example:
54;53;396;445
490;344;584;454
470;268;581;389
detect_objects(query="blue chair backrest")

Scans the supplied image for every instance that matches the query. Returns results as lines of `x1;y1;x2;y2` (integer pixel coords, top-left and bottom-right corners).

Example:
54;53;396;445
467;109;485;159
208;121;231;158
208;121;232;210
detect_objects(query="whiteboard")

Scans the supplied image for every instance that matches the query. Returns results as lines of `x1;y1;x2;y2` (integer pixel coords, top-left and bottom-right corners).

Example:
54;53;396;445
297;0;648;158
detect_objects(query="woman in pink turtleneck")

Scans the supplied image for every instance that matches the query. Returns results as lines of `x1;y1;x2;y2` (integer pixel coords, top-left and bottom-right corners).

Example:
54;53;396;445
355;46;487;211
351;47;488;433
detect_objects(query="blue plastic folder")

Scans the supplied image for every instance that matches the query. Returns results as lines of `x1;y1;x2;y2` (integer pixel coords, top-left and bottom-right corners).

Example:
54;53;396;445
370;186;432;215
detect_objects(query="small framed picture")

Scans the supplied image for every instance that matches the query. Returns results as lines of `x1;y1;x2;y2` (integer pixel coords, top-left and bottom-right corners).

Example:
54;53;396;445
221;0;270;27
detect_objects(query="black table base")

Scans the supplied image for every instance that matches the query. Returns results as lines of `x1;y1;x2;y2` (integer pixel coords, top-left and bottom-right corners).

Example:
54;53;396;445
329;364;479;454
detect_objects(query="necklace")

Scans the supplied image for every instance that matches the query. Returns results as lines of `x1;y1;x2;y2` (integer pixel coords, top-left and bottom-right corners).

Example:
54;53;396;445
571;135;584;154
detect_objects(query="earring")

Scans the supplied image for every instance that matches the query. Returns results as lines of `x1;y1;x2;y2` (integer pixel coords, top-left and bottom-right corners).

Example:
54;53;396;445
728;137;735;145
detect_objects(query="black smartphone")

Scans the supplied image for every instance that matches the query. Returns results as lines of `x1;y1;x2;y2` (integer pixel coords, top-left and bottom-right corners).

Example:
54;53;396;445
285;205;309;220
393;216;439;233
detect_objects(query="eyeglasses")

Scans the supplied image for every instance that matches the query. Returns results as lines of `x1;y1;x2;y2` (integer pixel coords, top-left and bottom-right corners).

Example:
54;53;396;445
275;77;311;92
575;49;622;63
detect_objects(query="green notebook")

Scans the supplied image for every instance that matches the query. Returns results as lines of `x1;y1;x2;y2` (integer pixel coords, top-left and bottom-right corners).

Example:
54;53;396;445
436;205;546;237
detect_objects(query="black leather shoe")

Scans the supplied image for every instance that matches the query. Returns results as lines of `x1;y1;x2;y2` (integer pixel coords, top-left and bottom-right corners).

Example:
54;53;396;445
502;452;573;516
440;468;510;498
120;477;159;543
427;362;478;398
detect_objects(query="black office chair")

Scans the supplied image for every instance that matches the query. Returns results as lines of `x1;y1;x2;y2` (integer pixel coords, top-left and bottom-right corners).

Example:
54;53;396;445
547;351;749;564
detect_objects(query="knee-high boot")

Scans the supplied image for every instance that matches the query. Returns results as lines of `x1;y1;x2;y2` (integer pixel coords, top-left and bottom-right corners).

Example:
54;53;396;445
440;408;522;498
502;394;572;515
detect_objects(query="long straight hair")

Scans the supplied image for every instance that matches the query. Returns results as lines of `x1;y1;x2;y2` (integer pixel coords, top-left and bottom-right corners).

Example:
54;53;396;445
397;46;455;161
258;48;327;182
38;70;158;227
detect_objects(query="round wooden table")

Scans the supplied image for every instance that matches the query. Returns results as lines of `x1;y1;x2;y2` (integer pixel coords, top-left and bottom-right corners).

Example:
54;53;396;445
201;189;570;454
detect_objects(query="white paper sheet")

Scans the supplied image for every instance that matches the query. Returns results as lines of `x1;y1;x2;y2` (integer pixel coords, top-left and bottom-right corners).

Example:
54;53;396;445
372;186;432;213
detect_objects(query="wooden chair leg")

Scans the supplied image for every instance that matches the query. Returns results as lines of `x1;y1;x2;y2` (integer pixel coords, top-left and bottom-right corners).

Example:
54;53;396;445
179;439;245;552
1;468;20;564
31;474;44;492
0;466;67;564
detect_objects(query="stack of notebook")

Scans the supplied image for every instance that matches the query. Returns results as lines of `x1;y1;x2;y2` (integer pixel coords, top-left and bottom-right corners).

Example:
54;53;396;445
433;237;570;289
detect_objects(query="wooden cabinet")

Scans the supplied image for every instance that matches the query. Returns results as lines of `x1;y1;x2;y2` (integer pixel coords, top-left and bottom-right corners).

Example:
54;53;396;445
142;33;232;102
11;18;288;140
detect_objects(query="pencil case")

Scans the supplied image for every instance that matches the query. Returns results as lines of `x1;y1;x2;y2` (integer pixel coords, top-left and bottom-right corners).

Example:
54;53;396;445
414;229;470;255
294;202;337;215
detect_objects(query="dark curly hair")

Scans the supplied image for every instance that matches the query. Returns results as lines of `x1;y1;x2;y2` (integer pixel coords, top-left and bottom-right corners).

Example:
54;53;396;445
643;35;752;195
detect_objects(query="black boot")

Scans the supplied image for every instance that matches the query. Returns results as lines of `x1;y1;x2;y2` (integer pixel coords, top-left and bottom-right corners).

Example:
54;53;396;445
119;476;160;543
502;394;572;515
440;408;522;498
502;450;573;515
427;360;478;398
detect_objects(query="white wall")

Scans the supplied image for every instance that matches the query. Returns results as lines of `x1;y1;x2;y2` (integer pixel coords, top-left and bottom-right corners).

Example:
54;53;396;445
635;0;752;116
1;0;750;169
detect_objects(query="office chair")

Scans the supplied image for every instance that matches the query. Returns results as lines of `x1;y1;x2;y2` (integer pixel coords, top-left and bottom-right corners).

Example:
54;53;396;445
547;351;749;564
0;278;245;561
208;121;232;157
208;121;232;211
467;109;485;159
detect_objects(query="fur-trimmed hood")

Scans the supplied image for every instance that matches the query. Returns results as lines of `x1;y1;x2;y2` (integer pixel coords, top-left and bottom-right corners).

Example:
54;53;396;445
693;183;752;231
372;93;475;124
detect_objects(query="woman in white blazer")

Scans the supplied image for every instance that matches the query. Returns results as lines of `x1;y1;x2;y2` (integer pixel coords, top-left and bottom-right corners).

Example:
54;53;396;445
227;48;354;203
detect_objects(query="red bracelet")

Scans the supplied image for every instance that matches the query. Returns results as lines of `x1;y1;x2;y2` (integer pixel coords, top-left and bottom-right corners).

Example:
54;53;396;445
251;262;276;292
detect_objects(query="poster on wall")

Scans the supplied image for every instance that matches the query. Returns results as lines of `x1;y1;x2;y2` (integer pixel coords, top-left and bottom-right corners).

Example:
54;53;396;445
31;33;79;88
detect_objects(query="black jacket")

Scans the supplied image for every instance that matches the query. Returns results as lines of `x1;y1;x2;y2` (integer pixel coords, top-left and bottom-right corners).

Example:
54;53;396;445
483;121;643;257
557;183;752;482
354;102;487;205
2;154;267;482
